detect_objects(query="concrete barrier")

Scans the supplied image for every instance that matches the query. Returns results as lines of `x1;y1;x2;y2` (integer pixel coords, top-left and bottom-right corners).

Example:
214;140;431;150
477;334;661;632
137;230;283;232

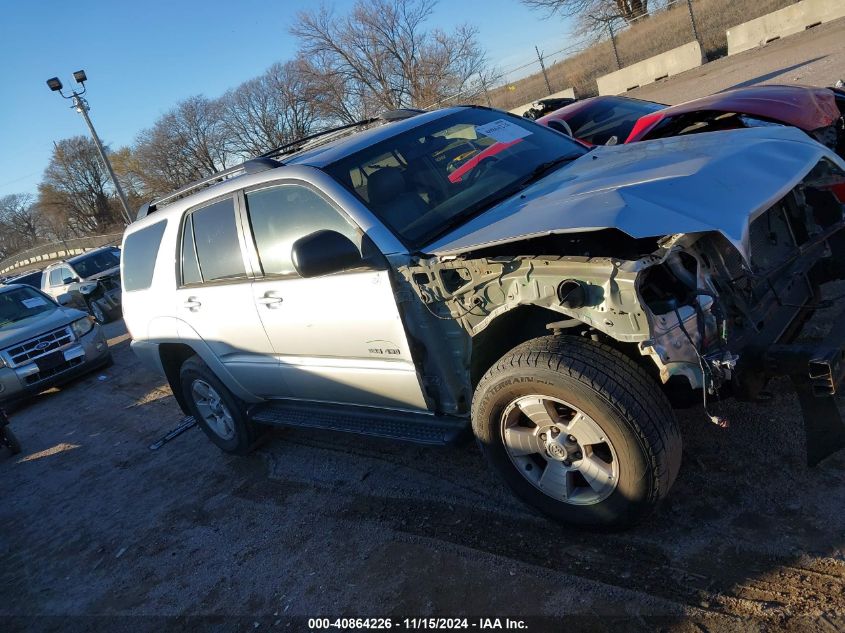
508;88;576;116
596;41;705;95
727;0;845;56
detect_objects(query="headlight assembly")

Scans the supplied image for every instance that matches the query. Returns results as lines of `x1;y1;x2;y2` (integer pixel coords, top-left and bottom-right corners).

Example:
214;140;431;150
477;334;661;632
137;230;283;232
71;316;95;338
78;282;98;295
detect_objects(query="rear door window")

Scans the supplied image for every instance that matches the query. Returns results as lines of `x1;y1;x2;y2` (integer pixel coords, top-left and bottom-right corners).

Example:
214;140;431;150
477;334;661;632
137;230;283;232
183;197;246;283
122;220;167;292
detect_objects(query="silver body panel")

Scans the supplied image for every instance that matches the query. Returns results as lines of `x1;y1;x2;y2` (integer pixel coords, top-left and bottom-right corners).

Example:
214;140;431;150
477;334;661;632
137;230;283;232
251;269;427;410
122;120;843;417
123;165;429;411
424;126;839;261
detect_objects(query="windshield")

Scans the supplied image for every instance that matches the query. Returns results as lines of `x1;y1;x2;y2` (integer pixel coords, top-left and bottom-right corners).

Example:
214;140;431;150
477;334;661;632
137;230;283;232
564;98;665;144
324;109;587;249
0;286;56;328
71;250;120;278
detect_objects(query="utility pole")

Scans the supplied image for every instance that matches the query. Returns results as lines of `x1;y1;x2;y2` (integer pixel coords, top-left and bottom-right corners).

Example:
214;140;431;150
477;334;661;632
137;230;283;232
685;0;700;43
608;22;622;69
72;95;132;224
46;71;133;225
478;73;493;107
535;46;553;95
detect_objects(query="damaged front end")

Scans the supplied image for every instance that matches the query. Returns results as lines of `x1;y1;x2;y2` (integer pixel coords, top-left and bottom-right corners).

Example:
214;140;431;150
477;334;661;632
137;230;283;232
74;270;122;320
400;157;845;465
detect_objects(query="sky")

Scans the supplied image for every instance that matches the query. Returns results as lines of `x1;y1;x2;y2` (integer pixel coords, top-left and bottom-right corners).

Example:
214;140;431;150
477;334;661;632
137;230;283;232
0;0;574;199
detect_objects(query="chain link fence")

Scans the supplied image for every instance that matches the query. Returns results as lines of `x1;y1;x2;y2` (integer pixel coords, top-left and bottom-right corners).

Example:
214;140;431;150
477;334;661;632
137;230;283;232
0;233;123;276
424;0;798;113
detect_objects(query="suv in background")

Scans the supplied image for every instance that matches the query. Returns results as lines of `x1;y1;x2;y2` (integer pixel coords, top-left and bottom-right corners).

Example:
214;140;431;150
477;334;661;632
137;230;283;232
41;247;122;324
122;106;845;528
3;269;43;288
0;284;111;403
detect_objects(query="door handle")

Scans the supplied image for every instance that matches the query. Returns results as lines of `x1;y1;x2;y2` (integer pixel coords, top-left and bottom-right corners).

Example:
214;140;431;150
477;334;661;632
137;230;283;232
257;292;283;308
183;298;202;311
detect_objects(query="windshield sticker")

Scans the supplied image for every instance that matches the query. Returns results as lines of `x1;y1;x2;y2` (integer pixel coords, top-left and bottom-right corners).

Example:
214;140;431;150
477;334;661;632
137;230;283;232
22;297;48;309
476;120;532;144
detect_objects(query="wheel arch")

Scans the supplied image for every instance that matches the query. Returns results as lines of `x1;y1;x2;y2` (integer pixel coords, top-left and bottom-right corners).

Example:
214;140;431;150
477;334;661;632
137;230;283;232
470;305;588;387
158;339;261;414
158;343;197;415
469;304;661;394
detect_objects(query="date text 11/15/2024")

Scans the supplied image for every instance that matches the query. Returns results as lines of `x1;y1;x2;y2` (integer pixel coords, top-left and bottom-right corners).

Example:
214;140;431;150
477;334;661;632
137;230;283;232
307;618;528;630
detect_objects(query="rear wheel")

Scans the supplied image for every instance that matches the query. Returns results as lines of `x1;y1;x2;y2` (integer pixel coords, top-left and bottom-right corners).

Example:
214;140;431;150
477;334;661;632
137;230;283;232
472;335;682;528
179;356;263;454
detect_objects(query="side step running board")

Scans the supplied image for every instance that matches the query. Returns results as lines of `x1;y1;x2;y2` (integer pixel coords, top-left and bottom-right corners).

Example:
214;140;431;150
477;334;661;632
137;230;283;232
249;401;470;446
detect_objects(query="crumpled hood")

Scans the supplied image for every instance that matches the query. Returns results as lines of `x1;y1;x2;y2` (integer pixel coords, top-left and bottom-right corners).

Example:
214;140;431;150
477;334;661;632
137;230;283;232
424;126;841;260
0;307;87;351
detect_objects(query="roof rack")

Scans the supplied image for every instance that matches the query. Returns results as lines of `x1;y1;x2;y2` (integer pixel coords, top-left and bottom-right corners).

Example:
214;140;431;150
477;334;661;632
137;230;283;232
137;157;283;220
380;108;425;121
259;118;379;160
136;108;428;221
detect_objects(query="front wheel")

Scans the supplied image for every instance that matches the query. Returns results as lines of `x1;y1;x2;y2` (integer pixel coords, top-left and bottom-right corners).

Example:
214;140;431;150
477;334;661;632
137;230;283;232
88;300;108;324
179;356;263;454
2;427;21;455
472;335;682;528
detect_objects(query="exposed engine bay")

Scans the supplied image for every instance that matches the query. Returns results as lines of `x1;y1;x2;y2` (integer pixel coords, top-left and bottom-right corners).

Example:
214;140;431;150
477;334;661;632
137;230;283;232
398;157;845;451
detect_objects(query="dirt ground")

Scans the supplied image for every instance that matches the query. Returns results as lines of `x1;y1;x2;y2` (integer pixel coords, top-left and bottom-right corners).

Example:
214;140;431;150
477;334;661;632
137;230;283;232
3;27;845;632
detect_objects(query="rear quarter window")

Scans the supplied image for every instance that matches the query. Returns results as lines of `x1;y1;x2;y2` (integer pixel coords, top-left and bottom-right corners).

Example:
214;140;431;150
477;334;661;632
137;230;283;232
122;220;168;292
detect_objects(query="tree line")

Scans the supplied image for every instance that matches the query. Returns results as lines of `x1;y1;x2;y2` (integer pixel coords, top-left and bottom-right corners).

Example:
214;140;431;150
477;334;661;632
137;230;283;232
1;0;487;261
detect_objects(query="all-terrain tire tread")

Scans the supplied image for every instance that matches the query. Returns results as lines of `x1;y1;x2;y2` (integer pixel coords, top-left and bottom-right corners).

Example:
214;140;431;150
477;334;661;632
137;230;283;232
473;335;682;504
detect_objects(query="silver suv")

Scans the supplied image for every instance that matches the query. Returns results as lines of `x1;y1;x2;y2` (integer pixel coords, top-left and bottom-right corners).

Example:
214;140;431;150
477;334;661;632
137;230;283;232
122;106;845;527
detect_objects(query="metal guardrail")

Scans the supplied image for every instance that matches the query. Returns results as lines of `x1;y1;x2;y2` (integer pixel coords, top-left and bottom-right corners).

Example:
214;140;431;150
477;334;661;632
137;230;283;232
0;232;124;275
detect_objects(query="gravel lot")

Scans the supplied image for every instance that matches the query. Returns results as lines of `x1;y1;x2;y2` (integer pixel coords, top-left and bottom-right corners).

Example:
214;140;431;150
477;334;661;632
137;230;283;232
3;25;845;632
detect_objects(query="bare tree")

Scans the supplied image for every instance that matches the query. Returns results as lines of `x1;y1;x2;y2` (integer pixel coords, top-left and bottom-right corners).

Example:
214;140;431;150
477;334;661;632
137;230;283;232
522;0;651;35
0;194;45;258
38;137;123;236
133;95;230;196
222;61;320;157
291;0;487;115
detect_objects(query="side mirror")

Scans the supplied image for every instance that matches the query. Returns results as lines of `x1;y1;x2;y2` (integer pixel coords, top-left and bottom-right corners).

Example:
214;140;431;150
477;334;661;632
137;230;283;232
291;230;364;278
62;276;77;285
605;136;619;146
57;293;72;306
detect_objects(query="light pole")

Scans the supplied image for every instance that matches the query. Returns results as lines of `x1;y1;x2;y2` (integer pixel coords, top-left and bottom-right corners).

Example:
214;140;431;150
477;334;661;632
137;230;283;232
46;71;133;225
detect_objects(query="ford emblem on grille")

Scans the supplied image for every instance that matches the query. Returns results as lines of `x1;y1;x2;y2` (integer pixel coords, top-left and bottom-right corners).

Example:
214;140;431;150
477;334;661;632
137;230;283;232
34;341;50;351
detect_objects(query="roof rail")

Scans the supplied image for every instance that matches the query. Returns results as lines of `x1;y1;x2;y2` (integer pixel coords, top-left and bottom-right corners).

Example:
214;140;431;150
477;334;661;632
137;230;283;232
137;157;282;220
134;109;428;222
380;108;425;121
259;118;379;160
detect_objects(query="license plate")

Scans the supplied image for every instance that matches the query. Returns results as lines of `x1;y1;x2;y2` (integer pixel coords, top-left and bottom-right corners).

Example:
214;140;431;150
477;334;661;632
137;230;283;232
36;352;66;373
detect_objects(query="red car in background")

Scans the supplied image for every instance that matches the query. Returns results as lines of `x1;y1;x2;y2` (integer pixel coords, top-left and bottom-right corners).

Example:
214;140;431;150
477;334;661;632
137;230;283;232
537;84;845;158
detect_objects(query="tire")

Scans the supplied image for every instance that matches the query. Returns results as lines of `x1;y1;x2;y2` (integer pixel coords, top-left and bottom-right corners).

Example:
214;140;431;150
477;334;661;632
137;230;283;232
3;427;21;455
179;356;262;455
472;335;682;528
88;300;109;324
